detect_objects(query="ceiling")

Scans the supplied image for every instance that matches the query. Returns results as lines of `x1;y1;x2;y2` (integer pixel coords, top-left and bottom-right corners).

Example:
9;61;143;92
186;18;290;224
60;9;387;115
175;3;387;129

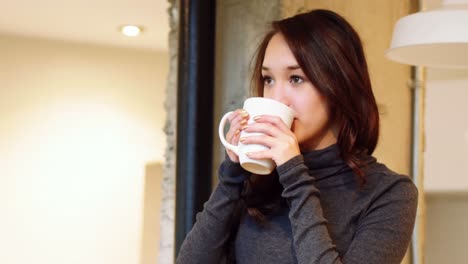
0;0;170;51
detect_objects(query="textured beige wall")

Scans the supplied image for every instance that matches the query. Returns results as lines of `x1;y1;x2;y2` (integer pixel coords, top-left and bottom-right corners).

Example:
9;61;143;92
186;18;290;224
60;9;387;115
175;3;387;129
281;0;416;177
159;1;178;263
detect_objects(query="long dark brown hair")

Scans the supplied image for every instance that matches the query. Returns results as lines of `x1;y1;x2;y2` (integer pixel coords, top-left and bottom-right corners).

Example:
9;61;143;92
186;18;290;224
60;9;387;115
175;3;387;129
242;9;380;224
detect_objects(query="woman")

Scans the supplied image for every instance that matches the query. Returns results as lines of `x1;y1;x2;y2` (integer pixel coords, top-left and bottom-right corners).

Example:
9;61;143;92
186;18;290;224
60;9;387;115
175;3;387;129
176;9;418;264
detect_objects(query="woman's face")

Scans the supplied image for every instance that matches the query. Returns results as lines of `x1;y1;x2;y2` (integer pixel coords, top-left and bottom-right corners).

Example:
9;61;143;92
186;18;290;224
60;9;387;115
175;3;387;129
261;33;337;151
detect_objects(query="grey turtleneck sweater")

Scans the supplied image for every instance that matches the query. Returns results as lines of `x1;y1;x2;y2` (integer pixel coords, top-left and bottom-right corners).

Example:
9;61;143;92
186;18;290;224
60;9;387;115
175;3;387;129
176;145;418;264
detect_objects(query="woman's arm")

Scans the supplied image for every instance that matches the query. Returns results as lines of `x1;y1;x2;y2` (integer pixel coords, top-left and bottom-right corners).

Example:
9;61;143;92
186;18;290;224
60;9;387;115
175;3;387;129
176;159;248;264
278;156;418;264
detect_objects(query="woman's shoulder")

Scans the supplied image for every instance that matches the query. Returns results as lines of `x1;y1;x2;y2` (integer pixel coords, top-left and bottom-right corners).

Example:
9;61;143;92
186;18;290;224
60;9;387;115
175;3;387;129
363;160;418;201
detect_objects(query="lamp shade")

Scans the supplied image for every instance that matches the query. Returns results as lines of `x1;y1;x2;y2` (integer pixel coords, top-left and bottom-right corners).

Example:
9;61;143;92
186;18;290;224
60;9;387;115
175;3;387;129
386;7;468;69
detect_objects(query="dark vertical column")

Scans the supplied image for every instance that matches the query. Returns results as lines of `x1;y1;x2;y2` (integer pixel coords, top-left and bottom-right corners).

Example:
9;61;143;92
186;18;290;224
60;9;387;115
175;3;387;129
175;0;216;257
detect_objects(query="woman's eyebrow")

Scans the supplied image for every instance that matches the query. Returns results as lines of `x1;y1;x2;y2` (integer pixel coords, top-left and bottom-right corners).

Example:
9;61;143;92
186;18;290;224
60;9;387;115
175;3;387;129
287;65;301;70
262;65;301;70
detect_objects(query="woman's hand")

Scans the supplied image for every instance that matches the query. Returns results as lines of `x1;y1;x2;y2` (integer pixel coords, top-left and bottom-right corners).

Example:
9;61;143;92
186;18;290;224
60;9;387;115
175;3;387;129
225;109;249;163
240;115;300;166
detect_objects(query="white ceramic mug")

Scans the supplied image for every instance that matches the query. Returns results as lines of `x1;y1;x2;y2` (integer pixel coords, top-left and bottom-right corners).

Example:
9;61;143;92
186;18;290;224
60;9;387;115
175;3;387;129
218;97;295;175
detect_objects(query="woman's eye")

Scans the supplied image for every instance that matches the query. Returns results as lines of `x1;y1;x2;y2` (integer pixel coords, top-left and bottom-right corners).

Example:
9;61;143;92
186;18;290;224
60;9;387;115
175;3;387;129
263;76;274;86
290;75;304;84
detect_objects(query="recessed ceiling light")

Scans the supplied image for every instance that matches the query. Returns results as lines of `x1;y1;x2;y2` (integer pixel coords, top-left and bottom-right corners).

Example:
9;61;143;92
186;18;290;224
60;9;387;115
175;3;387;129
119;25;144;37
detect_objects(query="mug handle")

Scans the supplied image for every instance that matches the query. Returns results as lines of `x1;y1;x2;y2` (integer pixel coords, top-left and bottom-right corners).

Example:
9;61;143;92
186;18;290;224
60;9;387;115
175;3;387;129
218;111;240;155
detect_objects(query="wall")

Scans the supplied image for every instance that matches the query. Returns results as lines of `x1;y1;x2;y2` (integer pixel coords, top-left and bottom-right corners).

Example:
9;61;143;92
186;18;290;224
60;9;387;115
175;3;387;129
141;163;164;264
424;68;468;192
0;34;168;264
420;0;468;262
425;193;468;264
423;68;468;263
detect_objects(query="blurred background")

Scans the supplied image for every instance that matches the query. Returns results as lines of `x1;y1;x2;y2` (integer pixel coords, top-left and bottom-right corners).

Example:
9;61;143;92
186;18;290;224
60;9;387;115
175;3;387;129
0;1;169;264
1;0;467;264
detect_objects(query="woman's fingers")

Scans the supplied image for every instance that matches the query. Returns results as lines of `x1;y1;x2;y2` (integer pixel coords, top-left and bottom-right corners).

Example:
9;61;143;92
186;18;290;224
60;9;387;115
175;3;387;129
239;114;300;166
253;115;291;133
245;149;271;160
242;121;293;139
226;109;249;143
241;115;294;139
239;133;274;147
224;109;249;163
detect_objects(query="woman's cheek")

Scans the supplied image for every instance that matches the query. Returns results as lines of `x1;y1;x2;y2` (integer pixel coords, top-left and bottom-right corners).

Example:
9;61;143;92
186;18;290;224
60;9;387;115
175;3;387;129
291;122;302;140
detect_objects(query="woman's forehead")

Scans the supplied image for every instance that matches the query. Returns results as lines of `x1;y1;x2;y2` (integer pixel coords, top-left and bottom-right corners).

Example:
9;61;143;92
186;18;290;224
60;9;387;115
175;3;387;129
263;34;300;70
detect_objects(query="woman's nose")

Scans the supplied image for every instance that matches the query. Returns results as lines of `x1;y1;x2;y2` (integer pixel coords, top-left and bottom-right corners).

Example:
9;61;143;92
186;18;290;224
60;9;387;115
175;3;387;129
270;85;291;106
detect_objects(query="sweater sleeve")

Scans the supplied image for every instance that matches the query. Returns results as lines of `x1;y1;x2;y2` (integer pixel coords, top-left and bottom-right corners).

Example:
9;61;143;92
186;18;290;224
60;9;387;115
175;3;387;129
176;158;249;264
277;155;418;264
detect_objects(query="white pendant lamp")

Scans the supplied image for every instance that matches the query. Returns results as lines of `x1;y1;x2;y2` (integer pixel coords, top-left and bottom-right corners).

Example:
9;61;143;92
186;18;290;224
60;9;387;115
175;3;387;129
386;0;468;69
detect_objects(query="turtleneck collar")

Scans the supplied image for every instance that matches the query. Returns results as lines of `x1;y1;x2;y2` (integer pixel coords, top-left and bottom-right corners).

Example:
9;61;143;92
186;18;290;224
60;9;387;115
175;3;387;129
301;144;352;182
301;144;377;185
